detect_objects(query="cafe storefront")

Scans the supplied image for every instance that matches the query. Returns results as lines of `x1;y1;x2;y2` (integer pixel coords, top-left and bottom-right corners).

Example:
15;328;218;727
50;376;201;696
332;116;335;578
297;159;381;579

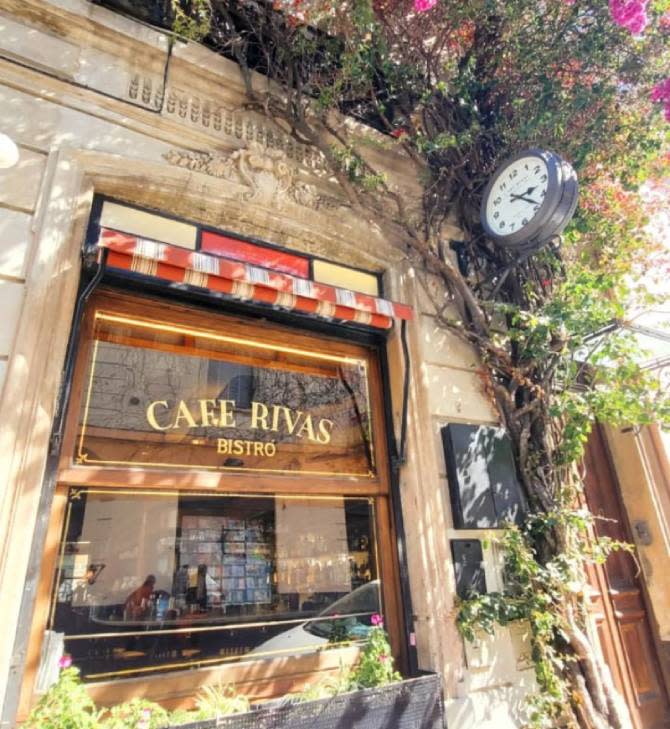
20;198;411;710
0;5;541;725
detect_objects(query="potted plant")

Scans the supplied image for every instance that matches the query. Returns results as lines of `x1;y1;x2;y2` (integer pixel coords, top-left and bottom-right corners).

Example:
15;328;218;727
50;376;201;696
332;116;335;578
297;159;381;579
25;618;445;729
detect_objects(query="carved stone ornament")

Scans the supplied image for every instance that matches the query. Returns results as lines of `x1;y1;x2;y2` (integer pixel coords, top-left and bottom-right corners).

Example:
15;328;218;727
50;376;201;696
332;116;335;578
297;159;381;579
163;144;345;212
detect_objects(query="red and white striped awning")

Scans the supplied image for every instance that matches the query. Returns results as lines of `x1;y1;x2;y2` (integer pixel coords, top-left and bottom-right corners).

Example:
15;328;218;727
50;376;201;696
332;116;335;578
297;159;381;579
97;229;413;330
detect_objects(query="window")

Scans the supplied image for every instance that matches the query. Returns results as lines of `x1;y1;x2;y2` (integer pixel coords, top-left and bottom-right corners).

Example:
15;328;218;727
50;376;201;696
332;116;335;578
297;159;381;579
73;307;374;478
51;490;380;681
36;290;399;690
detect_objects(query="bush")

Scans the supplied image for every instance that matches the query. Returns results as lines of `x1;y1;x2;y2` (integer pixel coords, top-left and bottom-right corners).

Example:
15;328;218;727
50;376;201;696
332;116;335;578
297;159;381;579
349;616;401;690
101;698;170;729
24;667;101;729
24;635;403;729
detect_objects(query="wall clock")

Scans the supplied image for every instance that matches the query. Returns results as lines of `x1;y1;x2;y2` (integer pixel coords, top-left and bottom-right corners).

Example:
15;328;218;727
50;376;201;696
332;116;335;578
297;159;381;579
480;148;578;251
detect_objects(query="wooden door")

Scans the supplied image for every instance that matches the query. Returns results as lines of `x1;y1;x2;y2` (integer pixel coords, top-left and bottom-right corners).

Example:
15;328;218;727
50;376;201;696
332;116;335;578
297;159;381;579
583;425;670;729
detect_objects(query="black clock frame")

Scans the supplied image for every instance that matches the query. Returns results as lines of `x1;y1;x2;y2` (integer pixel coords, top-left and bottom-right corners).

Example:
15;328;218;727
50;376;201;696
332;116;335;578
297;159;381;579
480;148;578;251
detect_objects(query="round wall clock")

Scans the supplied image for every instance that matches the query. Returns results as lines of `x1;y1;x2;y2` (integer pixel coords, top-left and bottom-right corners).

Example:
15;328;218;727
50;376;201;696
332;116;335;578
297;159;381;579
480;148;578;251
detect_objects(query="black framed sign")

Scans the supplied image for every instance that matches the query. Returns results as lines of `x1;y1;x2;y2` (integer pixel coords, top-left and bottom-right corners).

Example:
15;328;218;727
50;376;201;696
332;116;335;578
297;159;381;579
450;539;487;599
441;423;526;529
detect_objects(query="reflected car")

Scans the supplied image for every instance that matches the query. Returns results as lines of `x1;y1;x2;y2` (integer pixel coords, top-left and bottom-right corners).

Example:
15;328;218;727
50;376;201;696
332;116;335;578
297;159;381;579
250;580;380;657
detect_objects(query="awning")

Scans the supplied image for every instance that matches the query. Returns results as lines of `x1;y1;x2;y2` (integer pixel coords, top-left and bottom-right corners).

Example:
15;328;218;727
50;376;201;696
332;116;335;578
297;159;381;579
97;229;413;330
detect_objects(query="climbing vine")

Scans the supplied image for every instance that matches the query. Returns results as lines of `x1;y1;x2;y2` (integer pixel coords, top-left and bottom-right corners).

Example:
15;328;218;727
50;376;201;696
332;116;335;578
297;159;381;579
165;1;670;727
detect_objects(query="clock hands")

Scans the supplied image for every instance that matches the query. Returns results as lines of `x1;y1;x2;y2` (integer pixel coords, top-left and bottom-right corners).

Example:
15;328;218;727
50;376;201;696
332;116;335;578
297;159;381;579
511;195;540;205
510;185;541;206
510;193;540;205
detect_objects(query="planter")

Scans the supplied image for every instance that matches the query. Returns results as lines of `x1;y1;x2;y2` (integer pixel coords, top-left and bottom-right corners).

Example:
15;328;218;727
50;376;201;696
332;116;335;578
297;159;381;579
171;674;445;729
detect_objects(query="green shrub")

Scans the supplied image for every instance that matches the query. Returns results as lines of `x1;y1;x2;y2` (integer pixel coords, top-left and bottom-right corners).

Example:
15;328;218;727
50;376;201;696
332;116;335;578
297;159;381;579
101;698;170;729
296;615;402;702
24;667;101;729
349;616;401;690
193;682;250;718
294;663;352;702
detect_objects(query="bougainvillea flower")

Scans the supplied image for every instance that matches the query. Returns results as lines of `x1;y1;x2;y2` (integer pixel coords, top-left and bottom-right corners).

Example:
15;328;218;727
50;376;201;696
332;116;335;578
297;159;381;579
651;79;670;104
371;613;384;626
414;0;438;12
58;654;72;669
650;79;670;124
609;0;649;35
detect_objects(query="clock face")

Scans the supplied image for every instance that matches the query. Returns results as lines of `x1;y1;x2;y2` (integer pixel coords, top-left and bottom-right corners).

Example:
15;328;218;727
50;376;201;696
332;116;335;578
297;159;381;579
484;156;550;237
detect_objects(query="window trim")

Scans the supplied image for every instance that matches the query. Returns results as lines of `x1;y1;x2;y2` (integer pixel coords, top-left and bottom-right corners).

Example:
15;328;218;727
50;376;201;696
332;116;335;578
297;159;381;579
24;288;404;711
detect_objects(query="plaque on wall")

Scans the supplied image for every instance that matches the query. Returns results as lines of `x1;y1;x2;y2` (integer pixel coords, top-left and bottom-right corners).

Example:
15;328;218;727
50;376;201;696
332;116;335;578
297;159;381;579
74;311;375;477
450;539;487;599
442;423;526;529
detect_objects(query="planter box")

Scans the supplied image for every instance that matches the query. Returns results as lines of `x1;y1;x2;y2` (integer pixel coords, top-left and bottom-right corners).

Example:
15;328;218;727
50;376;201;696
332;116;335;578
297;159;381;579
171;674;445;729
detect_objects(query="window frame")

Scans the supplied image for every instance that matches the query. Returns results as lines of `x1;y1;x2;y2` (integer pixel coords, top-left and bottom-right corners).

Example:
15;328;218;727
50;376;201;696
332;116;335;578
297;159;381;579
23;288;404;710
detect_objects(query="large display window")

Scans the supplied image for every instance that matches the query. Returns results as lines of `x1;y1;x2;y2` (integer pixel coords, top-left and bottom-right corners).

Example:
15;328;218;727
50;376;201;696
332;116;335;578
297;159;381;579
26;289;401;706
52;490;379;681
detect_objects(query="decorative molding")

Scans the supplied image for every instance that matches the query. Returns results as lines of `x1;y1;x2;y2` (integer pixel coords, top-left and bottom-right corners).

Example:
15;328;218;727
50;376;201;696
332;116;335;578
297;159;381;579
127;74;164;110
127;78;329;173
163;144;345;213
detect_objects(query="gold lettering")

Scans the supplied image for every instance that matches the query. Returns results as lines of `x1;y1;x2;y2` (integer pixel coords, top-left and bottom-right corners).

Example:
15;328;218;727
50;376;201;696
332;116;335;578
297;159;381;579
279;406;302;435
198;399;218;427
317;418;335;445
250;401;269;430
271;404;281;432
297;414;316;441
173;400;197;429
146;400;171;431
218;399;237;428
217;439;276;458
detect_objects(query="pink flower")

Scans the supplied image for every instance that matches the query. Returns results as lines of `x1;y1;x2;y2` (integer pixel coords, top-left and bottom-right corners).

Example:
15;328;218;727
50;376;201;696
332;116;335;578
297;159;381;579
414;0;437;12
609;0;649;35
651;79;670;104
58;654;72;669
371;613;384;626
650;79;670;124
378;653;389;662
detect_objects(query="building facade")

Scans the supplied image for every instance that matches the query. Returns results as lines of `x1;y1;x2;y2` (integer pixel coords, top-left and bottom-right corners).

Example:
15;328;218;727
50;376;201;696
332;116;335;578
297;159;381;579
0;2;668;727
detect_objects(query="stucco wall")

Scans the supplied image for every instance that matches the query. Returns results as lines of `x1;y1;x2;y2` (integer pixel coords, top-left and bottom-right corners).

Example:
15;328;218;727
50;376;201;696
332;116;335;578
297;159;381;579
385;269;537;728
0;1;534;725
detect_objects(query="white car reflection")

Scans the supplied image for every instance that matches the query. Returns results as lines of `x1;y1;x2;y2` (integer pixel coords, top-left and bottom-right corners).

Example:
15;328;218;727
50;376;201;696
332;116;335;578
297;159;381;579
250;580;381;656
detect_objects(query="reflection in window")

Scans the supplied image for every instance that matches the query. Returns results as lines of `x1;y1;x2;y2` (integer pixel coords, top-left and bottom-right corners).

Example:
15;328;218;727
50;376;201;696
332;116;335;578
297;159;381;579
75;313;374;477
51;490;380;680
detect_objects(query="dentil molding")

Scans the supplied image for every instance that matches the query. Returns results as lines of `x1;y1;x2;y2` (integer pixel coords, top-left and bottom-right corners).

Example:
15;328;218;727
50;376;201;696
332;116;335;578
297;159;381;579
129;76;329;174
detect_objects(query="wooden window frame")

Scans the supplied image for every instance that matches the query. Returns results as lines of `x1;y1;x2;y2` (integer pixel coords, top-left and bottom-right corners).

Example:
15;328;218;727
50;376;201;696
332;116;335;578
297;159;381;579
20;288;404;715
